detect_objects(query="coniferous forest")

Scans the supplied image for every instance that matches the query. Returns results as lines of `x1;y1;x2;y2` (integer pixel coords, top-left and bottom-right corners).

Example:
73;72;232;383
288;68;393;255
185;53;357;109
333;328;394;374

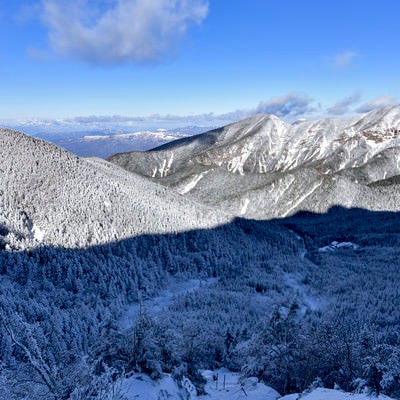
1;206;400;399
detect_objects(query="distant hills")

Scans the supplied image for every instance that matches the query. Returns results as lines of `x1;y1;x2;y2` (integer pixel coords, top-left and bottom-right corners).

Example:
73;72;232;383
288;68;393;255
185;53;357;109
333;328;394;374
2;105;399;256
55;129;189;158
109;106;400;219
29;126;214;158
1;109;400;399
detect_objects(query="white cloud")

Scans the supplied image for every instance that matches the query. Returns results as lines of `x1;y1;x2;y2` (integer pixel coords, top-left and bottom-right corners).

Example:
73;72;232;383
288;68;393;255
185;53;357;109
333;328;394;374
5;93;318;134
180;93;315;123
356;95;397;113
11;93;398;134
333;50;358;68
41;0;209;64
327;91;361;115
255;93;314;118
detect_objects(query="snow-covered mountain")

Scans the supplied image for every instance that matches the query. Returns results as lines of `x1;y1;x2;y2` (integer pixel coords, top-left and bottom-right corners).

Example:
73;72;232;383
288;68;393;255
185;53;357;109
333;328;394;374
1;125;400;400
50;129;192;158
24;126;214;158
60;130;185;156
0;128;226;248
109;106;400;218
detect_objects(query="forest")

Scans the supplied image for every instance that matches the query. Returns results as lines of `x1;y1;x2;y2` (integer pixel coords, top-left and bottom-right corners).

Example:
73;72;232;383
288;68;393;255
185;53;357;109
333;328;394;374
1;207;400;399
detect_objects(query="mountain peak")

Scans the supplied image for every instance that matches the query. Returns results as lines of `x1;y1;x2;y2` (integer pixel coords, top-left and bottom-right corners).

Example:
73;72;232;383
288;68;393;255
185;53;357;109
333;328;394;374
109;106;400;219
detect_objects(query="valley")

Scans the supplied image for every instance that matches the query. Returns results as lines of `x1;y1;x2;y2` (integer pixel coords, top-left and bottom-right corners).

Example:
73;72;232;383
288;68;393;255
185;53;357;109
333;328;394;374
1;107;400;399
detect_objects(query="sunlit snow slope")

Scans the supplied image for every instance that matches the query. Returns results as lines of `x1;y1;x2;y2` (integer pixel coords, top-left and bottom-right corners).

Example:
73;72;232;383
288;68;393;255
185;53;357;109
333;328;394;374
109;106;400;219
0;129;227;248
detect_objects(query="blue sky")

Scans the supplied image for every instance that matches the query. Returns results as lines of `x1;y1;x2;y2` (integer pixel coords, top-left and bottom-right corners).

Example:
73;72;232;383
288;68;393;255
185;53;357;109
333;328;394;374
1;0;399;132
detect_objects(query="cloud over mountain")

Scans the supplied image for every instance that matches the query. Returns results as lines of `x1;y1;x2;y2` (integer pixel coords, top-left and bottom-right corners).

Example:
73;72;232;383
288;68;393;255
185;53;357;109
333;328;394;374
42;0;209;65
356;95;397;113
4;93;398;137
327;91;361;115
255;93;314;118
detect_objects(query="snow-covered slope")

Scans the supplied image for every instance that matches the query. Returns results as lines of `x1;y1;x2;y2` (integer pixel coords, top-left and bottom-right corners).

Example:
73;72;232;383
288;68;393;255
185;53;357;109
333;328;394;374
0;128;227;248
109;106;400;219
121;370;281;400
1;127;400;400
280;388;392;400
118;372;393;400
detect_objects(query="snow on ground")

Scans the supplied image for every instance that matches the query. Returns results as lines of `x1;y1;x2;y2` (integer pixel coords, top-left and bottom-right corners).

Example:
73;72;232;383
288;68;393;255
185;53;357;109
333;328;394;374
284;274;322;313
227;142;254;175
119;277;218;330
178;172;207;195
120;372;394;400
240;198;250;215
121;373;188;400
32;224;45;241
281;180;323;217
280;387;392;400
120;369;280;400
318;241;359;252
202;369;280;400
156;153;174;178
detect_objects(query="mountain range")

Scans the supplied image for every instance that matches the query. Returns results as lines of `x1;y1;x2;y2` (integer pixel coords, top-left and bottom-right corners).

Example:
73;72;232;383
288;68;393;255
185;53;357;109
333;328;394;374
22;126;213;158
109;106;400;219
1;107;400;400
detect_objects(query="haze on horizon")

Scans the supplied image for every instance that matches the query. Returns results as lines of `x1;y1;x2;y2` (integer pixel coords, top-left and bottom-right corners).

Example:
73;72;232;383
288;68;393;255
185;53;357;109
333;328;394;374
0;0;399;134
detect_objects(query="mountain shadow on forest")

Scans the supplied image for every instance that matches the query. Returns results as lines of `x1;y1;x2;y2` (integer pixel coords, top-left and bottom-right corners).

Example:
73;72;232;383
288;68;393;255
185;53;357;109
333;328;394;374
1;206;400;398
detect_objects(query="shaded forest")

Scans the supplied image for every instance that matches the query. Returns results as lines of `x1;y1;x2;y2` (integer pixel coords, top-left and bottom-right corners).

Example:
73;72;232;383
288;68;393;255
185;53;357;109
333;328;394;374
1;207;400;399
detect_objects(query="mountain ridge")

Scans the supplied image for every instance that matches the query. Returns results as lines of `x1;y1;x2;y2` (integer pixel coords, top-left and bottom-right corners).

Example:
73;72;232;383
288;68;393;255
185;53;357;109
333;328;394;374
1;121;400;399
0;128;228;249
108;106;400;219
